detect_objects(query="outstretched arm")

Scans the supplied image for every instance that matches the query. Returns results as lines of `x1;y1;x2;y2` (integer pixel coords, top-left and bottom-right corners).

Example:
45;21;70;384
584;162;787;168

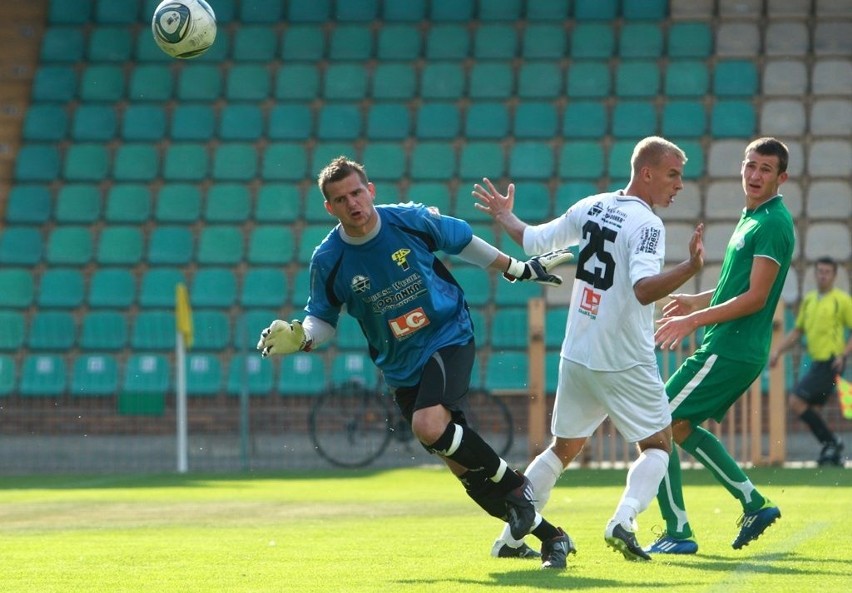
472;178;528;247
633;223;705;306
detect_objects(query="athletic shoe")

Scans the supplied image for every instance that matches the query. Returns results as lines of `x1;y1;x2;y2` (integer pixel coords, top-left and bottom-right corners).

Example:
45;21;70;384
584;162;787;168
491;541;542;559
818;439;845;467
540;528;576;570
732;501;781;549
503;473;537;540
644;532;699;555
604;522;651;561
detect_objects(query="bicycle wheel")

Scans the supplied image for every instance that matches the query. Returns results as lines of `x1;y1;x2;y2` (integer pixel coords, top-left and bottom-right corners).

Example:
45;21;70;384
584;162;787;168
464;390;514;458
308;382;393;468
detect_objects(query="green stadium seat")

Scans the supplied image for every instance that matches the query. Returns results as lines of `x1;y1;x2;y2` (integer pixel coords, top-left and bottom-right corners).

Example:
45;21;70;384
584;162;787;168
46;226;92;265
255;184;301;222
79;64;124;102
311;142;358;174
5;185;51;224
323;63;369;101
88;268;136;308
95;0;139;23
336;0;378;20
615;61;660;98
226;64;270;101
80;311;127;350
474;24;517;59
155;183;201;222
186;354;222;396
0;269;33;308
425;24;469;60
219;105;263;141
40;26;84;62
711;100;756;138
233;309;275;350
383;0;426;21
713;60;759;97
122;105;166;141
545;351;560;393
574;0;617;19
290;267;311;306
545;308;569;349
148;226;193;265
377;24;421;60
0;226;43;265
286;0;329;22
87;26;133;62
415;103;460;140
365;103;410;140
191;311;231;351
134;24;172;62
664;61;709;97
607;140;636;180
431;0;474;20
71;354;118;397
269;104;313;140
513;102;559;138
163;144;209;181
667;22;713;59
459;141;505;180
556;181;596;212
509;142;554;180
274;64;319;101
562;101;607;138
113;143;159;182
410;142;456;180
123;354;170;394
362;143;406;180
623;0;667;19
329;25;373;61
518;62;563;99
56;184;101;223
619;23;664;59
23;105;68;141
38;268;84;308
32;65;77;102
241;267;288;307
331;352;377;389
512;182;553;224
334;315;364;350
20;354;67;397
526;0;569;19
205;184;251;222
662;101;707;138
105;183;151;223
262;143;309;181
0;355;14;396
406;182;452;212
0;312;26;350
233;25;278;61
559;141;605;180
612;101;657;139
139;268;185;308
49;0;92;24
491;307;531;349
128;65;173;102
176;65;222;101
566;62;611;98
277;354;326;396
453;183;495;222
191;268;237;308
521;23;566;59
469;62;514;100
28;311;76;350
280;25;325;61
297;224;331;263
171;104;215;141
421;62;465;100
227;355;274;396
317;104;362;140
466;306;487;347
198;226;244;265
495;268;544;307
63;143;109;181
570;24;614;59
15;144;61;181
479;0;522;20
465;103;509;139
132;311;175;350
451;266;491;306
371;63;417;100
484;352;528;392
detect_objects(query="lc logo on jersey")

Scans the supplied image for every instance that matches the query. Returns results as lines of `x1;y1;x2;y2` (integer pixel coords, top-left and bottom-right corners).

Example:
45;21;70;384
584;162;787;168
579;286;601;317
392;248;411;270
389;307;430;339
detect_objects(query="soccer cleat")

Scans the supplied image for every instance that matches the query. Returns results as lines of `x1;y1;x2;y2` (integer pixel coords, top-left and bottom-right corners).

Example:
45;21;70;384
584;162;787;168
540;528;576;570
818;439;844;467
644;532;699;555
503;473;537;540
491;541;542;559
732;501;781;549
604;523;651;561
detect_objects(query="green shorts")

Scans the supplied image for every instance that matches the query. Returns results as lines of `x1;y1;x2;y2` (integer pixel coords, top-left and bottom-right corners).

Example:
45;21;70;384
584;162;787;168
665;348;764;424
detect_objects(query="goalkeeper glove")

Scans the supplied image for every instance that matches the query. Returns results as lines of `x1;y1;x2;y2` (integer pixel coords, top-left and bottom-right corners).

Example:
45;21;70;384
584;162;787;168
256;319;312;358
503;248;574;287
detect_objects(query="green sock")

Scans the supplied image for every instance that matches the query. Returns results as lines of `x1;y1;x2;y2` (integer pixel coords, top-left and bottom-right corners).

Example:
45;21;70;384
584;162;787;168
655;444;693;538
681;426;766;512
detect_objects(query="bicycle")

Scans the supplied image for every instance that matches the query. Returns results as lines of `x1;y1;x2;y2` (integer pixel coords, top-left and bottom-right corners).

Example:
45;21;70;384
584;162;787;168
308;381;515;468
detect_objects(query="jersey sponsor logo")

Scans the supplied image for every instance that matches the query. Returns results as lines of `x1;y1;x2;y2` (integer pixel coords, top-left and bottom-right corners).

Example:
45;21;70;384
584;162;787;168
389;306;431;339
579;286;601;318
351;274;371;293
636;226;661;255
392;248;411;271
363;273;427;314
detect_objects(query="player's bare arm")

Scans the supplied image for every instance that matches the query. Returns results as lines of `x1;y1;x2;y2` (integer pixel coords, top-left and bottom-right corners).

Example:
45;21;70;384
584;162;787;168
660;290;715;317
633;223;705;306
472;178;527;247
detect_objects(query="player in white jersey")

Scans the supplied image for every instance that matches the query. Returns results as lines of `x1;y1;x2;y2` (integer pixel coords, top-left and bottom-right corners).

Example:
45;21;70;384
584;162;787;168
474;137;705;561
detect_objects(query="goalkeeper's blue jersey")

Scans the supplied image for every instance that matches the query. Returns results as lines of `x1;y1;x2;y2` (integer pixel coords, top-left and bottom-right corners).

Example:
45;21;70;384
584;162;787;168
305;203;475;388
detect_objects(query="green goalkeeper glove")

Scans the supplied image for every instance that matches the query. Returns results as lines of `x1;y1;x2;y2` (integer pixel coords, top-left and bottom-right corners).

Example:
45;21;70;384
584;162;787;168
503;248;574;287
256;319;312;358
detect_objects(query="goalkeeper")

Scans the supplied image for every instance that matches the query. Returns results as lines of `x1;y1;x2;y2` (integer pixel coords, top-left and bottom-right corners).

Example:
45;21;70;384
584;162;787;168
258;156;575;570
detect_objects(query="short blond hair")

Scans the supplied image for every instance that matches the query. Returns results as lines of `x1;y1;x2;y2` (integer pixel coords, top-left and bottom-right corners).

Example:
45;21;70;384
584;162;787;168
631;136;687;174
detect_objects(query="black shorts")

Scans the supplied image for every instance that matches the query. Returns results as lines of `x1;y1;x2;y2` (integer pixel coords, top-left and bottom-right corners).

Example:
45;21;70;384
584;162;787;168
391;340;475;427
793;360;839;406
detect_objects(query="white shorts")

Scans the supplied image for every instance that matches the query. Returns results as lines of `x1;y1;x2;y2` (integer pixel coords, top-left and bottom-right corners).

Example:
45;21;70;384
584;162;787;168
551;357;671;443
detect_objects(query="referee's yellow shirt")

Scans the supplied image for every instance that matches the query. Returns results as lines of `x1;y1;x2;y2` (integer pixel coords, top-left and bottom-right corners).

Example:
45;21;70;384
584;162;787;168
796;288;852;361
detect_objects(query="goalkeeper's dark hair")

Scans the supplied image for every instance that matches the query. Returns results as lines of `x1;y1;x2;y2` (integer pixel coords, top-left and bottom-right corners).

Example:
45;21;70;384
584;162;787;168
317;156;370;200
744;137;789;174
630;136;687;174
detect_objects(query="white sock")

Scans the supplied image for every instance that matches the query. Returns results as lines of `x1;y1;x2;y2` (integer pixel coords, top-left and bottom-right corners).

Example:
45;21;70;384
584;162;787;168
611;448;669;530
497;448;565;546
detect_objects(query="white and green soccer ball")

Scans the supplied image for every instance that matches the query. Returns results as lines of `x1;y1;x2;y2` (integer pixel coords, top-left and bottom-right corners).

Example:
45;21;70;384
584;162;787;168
151;0;217;59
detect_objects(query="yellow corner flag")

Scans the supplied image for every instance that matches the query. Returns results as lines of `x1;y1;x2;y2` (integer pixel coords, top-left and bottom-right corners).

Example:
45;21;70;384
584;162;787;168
837;375;852;420
175;282;194;349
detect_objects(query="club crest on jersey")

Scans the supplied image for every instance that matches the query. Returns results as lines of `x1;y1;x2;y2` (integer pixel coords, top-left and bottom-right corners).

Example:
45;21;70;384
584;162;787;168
426;205;441;217
392;248;411;271
579;286;601;318
351;274;371;293
389;306;430;339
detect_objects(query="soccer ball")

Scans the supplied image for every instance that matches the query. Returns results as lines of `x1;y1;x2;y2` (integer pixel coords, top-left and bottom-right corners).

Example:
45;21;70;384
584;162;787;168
151;0;217;59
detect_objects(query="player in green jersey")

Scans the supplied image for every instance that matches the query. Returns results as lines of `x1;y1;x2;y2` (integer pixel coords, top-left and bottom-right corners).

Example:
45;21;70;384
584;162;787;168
646;138;796;555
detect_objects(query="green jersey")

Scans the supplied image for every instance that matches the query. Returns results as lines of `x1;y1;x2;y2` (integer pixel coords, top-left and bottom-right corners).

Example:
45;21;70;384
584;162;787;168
701;195;795;364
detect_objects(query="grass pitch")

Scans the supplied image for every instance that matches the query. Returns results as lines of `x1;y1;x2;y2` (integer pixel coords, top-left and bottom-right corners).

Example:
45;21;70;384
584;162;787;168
0;467;849;593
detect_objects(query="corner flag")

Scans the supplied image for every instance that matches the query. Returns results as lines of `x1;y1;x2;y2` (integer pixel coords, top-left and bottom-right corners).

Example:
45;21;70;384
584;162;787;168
175;282;194;349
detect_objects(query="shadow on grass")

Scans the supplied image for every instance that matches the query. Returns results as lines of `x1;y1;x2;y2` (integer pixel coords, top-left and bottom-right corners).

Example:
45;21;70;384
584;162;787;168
396;570;656;590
